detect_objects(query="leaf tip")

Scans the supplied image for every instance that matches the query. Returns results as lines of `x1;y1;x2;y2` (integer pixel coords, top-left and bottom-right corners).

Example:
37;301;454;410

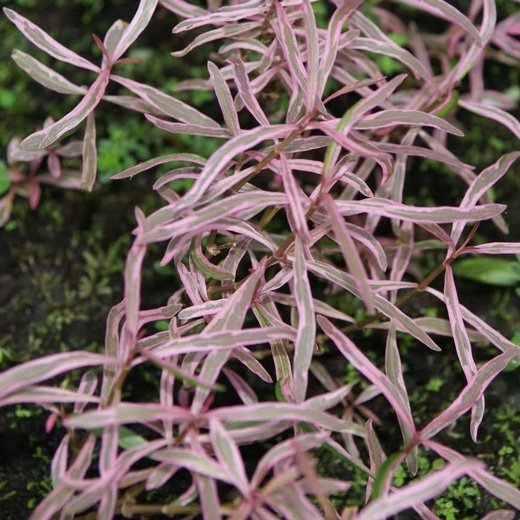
3;7;15;20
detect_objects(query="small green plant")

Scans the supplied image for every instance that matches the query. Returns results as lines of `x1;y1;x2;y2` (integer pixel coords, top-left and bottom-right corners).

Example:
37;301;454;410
453;254;520;288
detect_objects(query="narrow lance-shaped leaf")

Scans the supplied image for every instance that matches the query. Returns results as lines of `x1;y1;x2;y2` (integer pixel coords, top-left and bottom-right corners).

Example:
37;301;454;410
112;153;205;180
11;50;86;95
229;57;270;127
162;0;207;17
280;153;309;240
74;370;98;415
385;326;417;474
81;113;97;191
461;242;520;256
223;368;258;405
141;191;288;244
99;425;119;478
153;448;231;483
103;20;128;66
387;0;480;41
350;11;431;79
0;351;109;401
172;0;264;33
253;301;295;402
336;198;505;223
302;0;319;110
209;402;364;435
0;385;100;407
355;109;463;136
100;301;125;403
182;125;294;207
459;100;520;140
319;1;363;98
305;385;354;411
145;115;229;138
369;452;403;502
293;237;316;402
366;420;386;487
309;260;440;351
421;348;517;440
20;69;110;151
357;460;483;520
171;22;258;58
318;316;416;432
112;0;159;62
324;194;374;313
208;61;241;135
125;237;146;342
146;327;295;358
64;403;192;429
274;2;307;93
444;263;482;442
232;346;273;384
191;261;266;413
51;435;69;486
451;152;520;246
112;75;220;128
210;418;249;495
3;8;98;72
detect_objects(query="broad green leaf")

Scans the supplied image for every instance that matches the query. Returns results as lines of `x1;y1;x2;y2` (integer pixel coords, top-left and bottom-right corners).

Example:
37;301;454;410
453;257;520;287
0;161;10;196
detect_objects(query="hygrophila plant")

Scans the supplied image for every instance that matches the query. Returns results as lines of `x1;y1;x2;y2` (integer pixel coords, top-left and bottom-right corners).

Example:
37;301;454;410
2;0;520;518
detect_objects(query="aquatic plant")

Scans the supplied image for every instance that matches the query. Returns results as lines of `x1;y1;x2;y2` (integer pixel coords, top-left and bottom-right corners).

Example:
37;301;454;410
1;0;520;518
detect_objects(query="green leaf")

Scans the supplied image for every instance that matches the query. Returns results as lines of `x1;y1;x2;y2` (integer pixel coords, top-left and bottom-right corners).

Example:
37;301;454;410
370;453;401;501
453;257;520;287
0;161;11;196
118;426;148;449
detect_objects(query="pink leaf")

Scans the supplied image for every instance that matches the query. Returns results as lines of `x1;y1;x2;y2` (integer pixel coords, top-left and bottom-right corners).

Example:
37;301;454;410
4;8;98;72
323;194;375;313
112;0;159;62
357;461;483;520
0;352;109;401
318;316;416;433
81;113;97;191
208;61;241;135
12;49;86;95
20;69;110;151
293;237;316;402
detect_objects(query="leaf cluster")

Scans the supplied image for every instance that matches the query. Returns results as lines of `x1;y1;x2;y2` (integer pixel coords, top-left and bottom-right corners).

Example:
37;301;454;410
1;0;520;518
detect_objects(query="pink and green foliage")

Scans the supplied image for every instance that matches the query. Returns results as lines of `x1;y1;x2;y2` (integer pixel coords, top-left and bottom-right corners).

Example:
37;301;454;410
2;0;520;518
